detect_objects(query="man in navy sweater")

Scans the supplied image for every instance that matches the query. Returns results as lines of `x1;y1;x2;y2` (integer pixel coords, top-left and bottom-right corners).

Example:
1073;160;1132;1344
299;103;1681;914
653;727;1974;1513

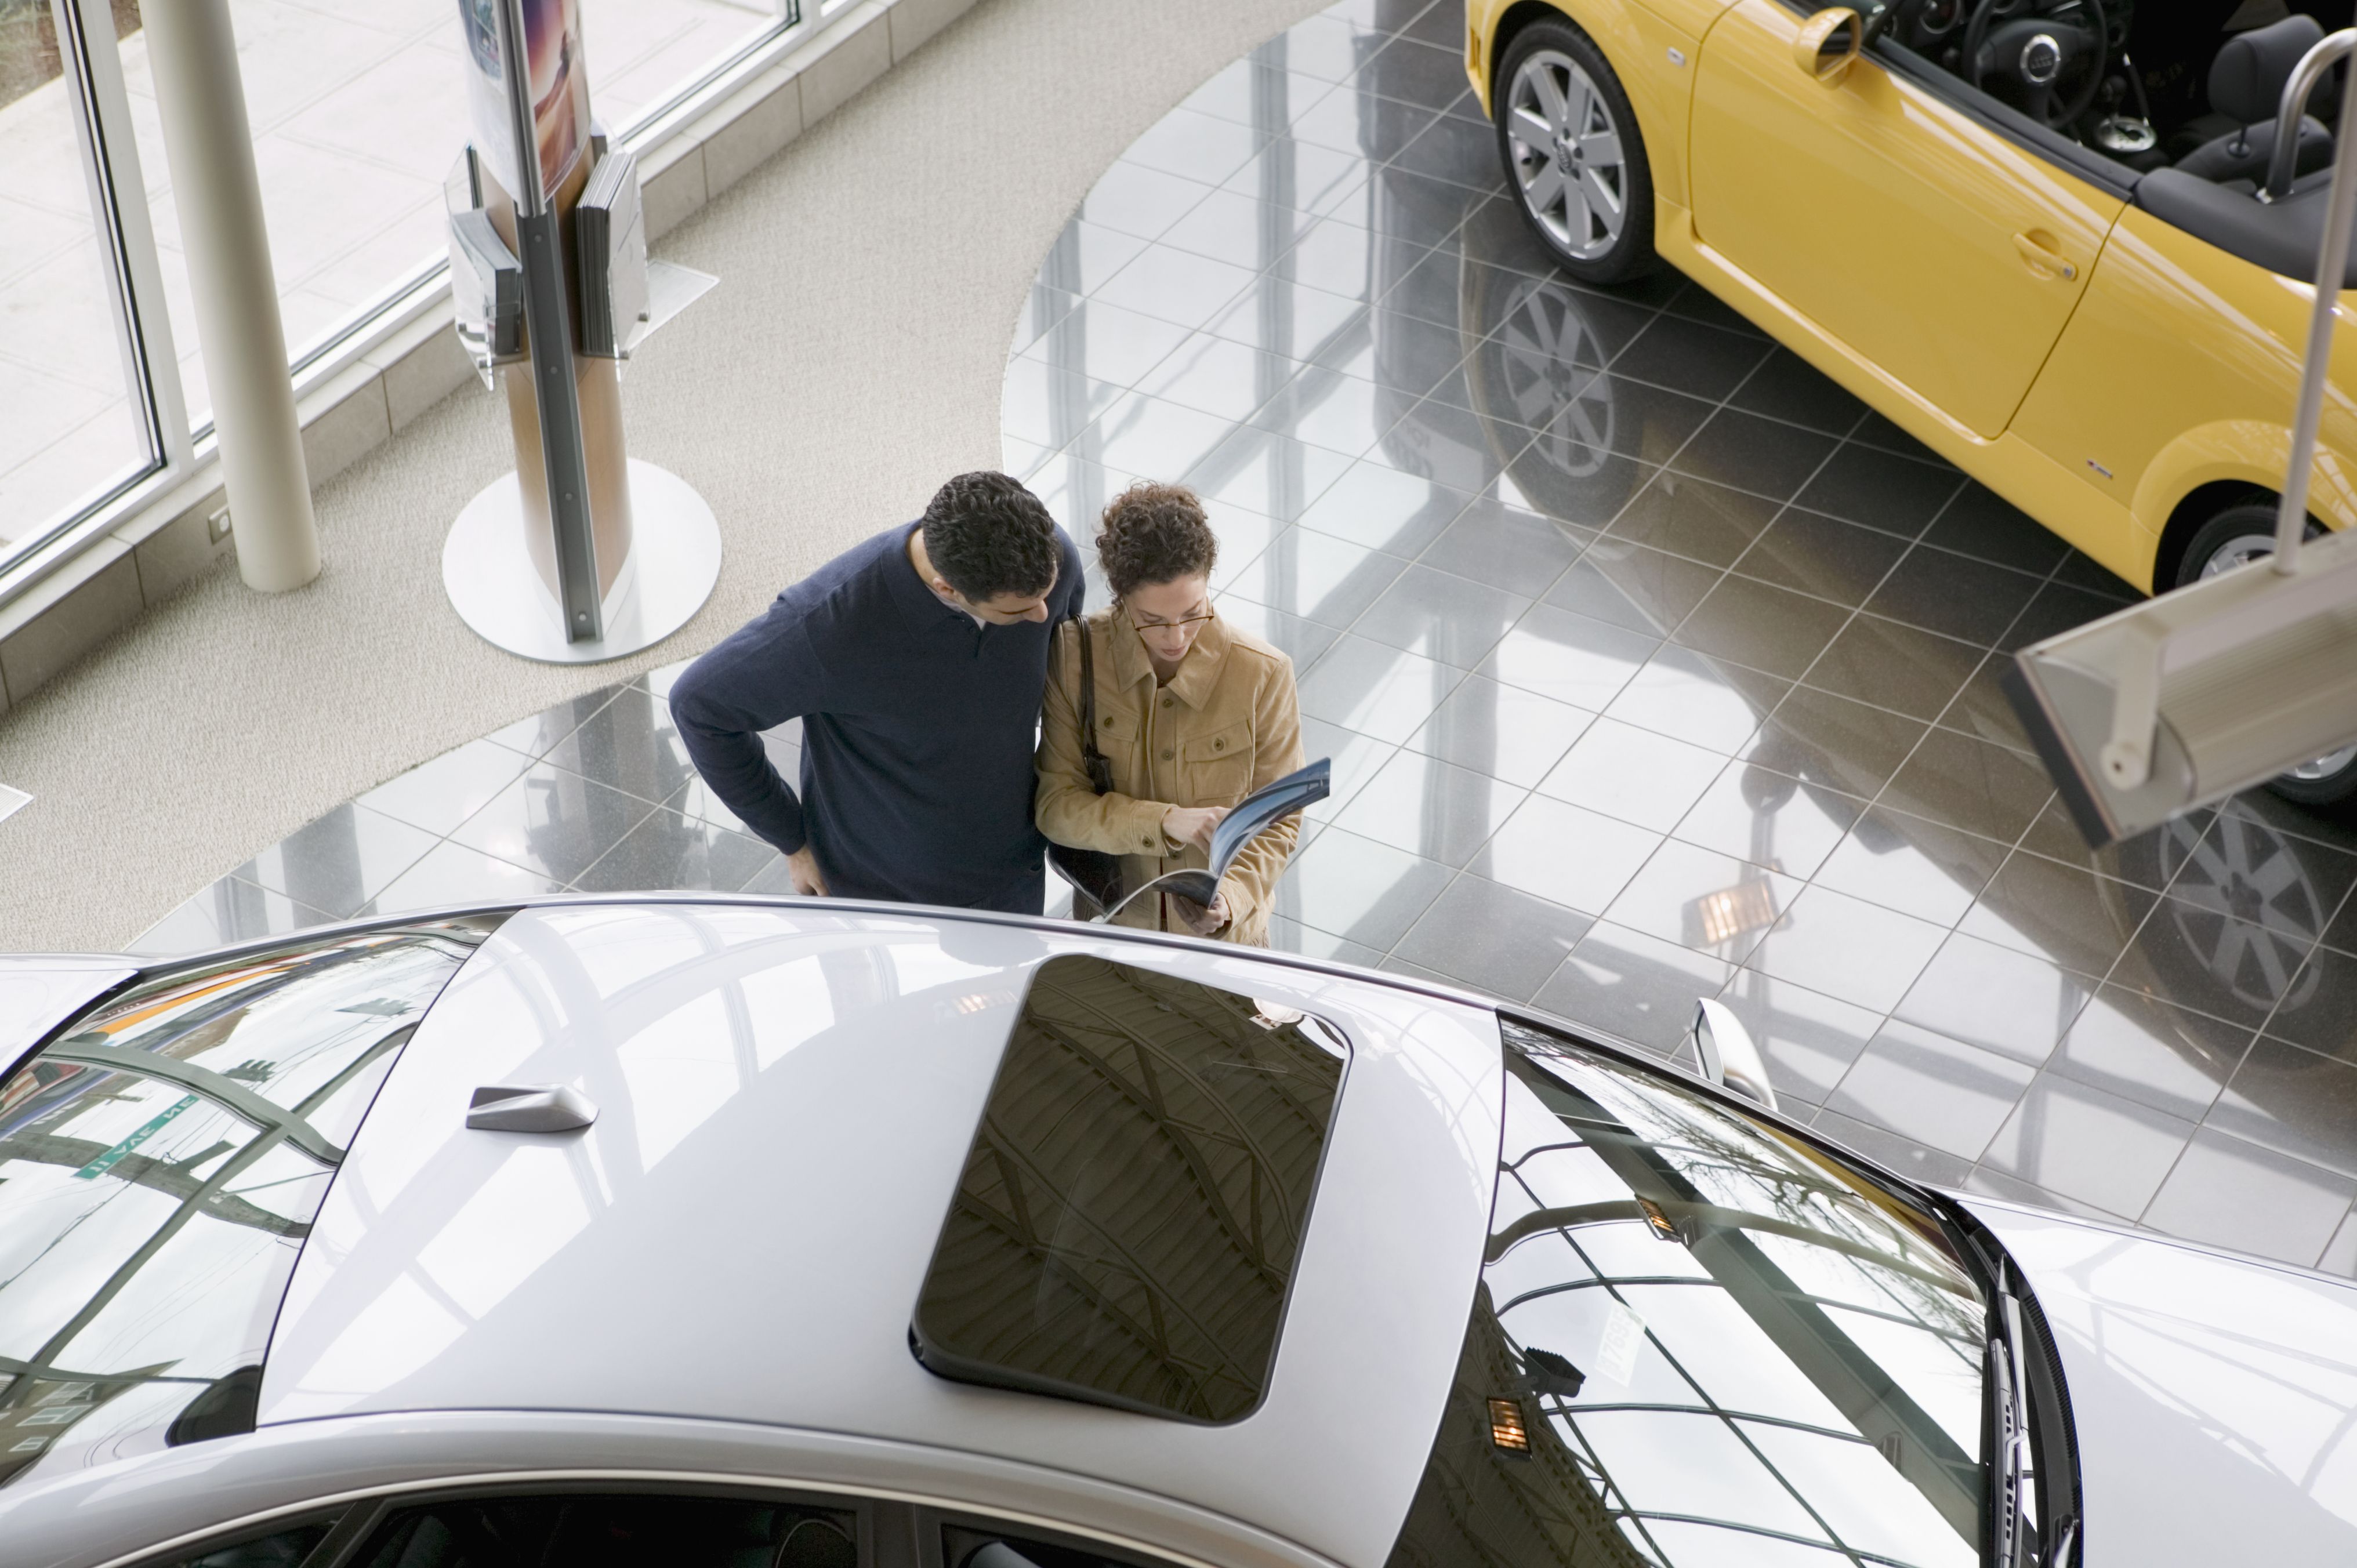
669;471;1084;914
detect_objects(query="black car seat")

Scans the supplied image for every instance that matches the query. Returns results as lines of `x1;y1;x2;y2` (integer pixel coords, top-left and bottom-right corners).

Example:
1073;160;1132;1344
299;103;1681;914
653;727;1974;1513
2174;14;2334;185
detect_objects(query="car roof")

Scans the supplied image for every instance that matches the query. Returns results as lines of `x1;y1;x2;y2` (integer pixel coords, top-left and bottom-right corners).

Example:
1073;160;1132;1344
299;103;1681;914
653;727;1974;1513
257;901;1508;1568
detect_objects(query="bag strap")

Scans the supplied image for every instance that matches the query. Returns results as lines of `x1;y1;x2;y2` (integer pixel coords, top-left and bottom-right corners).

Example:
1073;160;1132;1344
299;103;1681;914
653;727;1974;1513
1068;612;1115;796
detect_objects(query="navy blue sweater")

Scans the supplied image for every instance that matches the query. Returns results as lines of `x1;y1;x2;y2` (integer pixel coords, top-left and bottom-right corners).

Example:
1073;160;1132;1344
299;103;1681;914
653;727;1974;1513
669;522;1085;913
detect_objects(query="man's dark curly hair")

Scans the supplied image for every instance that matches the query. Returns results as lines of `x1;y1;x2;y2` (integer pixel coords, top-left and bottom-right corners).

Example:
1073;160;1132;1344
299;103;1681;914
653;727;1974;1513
920;471;1060;602
1097;481;1218;598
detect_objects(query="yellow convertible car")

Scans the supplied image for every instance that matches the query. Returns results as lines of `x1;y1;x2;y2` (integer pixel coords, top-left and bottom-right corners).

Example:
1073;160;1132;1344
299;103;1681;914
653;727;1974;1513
1467;0;2357;804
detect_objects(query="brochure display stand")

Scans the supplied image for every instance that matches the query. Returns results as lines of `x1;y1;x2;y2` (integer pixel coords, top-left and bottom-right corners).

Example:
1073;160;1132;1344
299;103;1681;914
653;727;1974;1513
441;0;720;664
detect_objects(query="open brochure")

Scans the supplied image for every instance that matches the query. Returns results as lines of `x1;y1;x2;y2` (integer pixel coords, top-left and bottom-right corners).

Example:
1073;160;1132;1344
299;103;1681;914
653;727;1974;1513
1101;757;1331;921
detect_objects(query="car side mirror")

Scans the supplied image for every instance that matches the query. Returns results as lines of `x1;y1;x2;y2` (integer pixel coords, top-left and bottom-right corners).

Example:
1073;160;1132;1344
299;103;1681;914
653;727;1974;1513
1690;999;1778;1112
1794;7;1863;85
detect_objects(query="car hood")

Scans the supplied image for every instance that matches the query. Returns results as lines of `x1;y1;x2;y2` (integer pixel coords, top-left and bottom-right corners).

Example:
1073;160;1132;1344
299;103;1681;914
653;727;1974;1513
1963;1197;2357;1566
0;955;133;1077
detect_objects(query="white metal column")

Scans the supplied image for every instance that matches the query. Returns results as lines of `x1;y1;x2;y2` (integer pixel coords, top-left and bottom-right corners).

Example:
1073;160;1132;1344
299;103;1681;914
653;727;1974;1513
140;0;318;592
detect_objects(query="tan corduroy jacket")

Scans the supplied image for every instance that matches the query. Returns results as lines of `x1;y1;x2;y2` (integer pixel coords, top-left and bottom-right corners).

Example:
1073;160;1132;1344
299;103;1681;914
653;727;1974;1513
1036;606;1305;945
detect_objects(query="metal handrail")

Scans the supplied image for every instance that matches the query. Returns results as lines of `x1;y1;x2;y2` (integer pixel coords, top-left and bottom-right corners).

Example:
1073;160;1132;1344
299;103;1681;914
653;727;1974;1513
2271;28;2357;571
2265;28;2357;199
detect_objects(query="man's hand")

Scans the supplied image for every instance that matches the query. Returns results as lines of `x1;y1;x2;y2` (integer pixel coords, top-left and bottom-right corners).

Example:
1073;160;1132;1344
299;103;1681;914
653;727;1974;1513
1174;891;1230;937
786;845;829;896
1162;804;1228;854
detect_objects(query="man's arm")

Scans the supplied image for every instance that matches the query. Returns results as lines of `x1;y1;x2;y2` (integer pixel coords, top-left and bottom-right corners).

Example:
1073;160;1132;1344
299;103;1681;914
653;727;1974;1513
668;605;829;858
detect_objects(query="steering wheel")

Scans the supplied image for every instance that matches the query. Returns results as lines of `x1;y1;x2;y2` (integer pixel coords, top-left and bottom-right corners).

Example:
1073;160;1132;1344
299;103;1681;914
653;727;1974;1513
1963;0;2109;129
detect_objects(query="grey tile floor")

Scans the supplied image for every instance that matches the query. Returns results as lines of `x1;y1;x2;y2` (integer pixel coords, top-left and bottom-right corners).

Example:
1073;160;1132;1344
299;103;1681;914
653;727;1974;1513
137;0;2357;1278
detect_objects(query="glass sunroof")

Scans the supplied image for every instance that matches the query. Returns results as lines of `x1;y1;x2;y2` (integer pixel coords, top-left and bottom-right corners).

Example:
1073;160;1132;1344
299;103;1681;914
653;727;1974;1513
910;954;1350;1423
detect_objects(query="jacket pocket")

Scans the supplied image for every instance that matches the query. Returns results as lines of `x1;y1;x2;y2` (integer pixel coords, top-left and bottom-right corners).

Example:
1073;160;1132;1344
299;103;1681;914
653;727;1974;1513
1092;707;1141;769
1182;721;1254;804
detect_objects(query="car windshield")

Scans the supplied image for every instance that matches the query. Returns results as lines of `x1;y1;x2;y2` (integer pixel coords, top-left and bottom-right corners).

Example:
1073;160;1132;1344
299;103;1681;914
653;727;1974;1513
1386;1018;1988;1568
0;917;499;1489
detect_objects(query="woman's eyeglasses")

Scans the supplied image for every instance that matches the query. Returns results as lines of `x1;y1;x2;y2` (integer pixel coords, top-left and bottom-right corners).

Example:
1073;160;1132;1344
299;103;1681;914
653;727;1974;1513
1130;606;1216;631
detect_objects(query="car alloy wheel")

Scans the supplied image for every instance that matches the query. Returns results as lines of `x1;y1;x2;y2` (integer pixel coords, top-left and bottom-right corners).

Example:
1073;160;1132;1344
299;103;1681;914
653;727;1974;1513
1503;49;1627;262
1492;276;1618;478
2156;809;2324;1015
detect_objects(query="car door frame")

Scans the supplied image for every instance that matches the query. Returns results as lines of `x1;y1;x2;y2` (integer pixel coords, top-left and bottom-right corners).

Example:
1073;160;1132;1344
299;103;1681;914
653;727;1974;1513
119;1478;883;1568
1688;1;2129;429
1660;1;2156;574
115;1483;1283;1568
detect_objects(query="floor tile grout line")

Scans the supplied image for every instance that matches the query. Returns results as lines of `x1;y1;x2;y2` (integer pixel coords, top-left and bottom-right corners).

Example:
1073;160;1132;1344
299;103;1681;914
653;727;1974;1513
234;682;632;920
1684;416;2043;1139
1321;318;1917;975
2113;811;2357;1247
1008;17;2357;1264
1035;137;2286;1205
1482;354;1871;1015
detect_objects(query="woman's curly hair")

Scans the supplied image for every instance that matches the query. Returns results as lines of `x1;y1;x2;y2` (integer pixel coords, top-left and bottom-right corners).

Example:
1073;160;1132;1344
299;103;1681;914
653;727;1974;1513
1097;481;1219;598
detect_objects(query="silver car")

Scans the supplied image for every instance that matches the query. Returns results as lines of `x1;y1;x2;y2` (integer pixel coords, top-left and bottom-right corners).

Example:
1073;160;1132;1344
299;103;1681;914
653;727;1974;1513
1;898;2351;1568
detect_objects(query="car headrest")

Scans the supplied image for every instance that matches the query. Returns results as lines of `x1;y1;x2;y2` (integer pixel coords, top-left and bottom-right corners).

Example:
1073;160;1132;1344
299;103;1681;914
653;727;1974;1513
2210;13;2326;126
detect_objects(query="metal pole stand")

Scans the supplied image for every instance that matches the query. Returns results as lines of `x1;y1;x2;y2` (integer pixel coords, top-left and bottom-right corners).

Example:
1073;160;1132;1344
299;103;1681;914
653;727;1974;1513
438;0;719;665
443;458;719;663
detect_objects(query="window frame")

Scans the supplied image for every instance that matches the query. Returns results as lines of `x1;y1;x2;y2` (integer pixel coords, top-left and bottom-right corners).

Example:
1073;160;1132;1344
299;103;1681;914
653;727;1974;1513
129;1482;1237;1568
134;1479;875;1568
1761;0;2144;200
927;1505;1205;1568
0;0;826;614
2;0;193;583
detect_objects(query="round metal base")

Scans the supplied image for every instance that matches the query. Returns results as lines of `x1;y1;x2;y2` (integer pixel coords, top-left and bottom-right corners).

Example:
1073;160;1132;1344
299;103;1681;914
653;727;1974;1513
443;459;721;664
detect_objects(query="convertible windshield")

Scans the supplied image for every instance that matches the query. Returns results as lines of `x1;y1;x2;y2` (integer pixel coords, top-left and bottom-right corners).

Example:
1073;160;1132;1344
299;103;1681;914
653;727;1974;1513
1386;1018;1988;1568
0;918;499;1488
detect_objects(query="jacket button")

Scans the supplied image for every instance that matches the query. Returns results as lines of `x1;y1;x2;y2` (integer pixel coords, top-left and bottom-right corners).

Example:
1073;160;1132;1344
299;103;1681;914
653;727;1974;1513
1159;748;1173;761
1101;717;1114;728
1213;738;1224;749
1161;695;1173;708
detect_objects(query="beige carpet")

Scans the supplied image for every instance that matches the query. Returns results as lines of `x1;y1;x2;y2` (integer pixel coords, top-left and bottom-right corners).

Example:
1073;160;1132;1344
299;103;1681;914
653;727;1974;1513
0;0;1336;953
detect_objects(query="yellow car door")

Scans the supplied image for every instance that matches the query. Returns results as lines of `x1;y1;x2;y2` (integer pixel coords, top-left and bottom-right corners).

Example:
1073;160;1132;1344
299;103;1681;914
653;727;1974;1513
1687;1;2123;440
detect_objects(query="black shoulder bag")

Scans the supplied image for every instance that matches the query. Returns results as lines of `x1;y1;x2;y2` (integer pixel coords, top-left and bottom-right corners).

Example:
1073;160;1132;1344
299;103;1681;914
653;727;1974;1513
1047;612;1128;920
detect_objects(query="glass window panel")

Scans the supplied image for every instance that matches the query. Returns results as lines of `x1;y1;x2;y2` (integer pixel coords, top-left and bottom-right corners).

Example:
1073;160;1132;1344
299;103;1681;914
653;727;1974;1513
1509;1141;1633;1212
1484;1228;1595;1308
1498;1284;1705;1409
352;1492;855;1568
942;1523;1183;1568
911;953;1350;1424
1815;1304;1985;1460
1384;1021;1993;1568
161;1514;338;1568
1740;1421;1977;1568
118;0;793;431
0;917;496;1489
0;0;155;569
1565;1219;1714;1282
1612;1283;1851;1432
1570;1409;1831;1543
1628;1520;1850;1568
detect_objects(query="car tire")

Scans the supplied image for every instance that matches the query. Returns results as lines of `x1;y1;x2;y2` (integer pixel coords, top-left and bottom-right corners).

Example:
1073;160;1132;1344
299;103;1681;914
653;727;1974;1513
2175;501;2357;807
1492;20;1658;285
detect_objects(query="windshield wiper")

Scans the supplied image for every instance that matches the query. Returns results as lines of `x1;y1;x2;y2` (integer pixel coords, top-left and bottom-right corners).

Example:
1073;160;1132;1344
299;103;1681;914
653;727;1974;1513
1988;1277;2032;1568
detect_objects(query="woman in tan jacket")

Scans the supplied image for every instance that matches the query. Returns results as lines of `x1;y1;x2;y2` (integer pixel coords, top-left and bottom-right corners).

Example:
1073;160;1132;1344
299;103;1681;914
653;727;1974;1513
1036;482;1304;944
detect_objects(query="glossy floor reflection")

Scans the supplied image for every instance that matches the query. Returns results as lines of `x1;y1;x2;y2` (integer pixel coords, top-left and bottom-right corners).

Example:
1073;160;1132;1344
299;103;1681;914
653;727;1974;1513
1000;0;2357;1272
134;0;2357;1278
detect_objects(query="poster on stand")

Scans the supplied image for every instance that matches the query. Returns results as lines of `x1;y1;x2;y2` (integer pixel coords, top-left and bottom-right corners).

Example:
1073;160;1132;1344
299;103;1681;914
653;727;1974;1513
458;0;591;205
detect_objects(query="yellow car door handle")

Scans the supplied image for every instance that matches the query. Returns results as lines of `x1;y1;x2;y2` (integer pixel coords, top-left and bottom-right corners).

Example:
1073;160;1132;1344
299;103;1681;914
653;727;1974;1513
2012;231;2078;281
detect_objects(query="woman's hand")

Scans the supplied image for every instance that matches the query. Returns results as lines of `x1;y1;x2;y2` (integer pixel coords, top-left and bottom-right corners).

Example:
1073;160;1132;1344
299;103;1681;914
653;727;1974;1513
1175;892;1231;936
1163;804;1228;852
